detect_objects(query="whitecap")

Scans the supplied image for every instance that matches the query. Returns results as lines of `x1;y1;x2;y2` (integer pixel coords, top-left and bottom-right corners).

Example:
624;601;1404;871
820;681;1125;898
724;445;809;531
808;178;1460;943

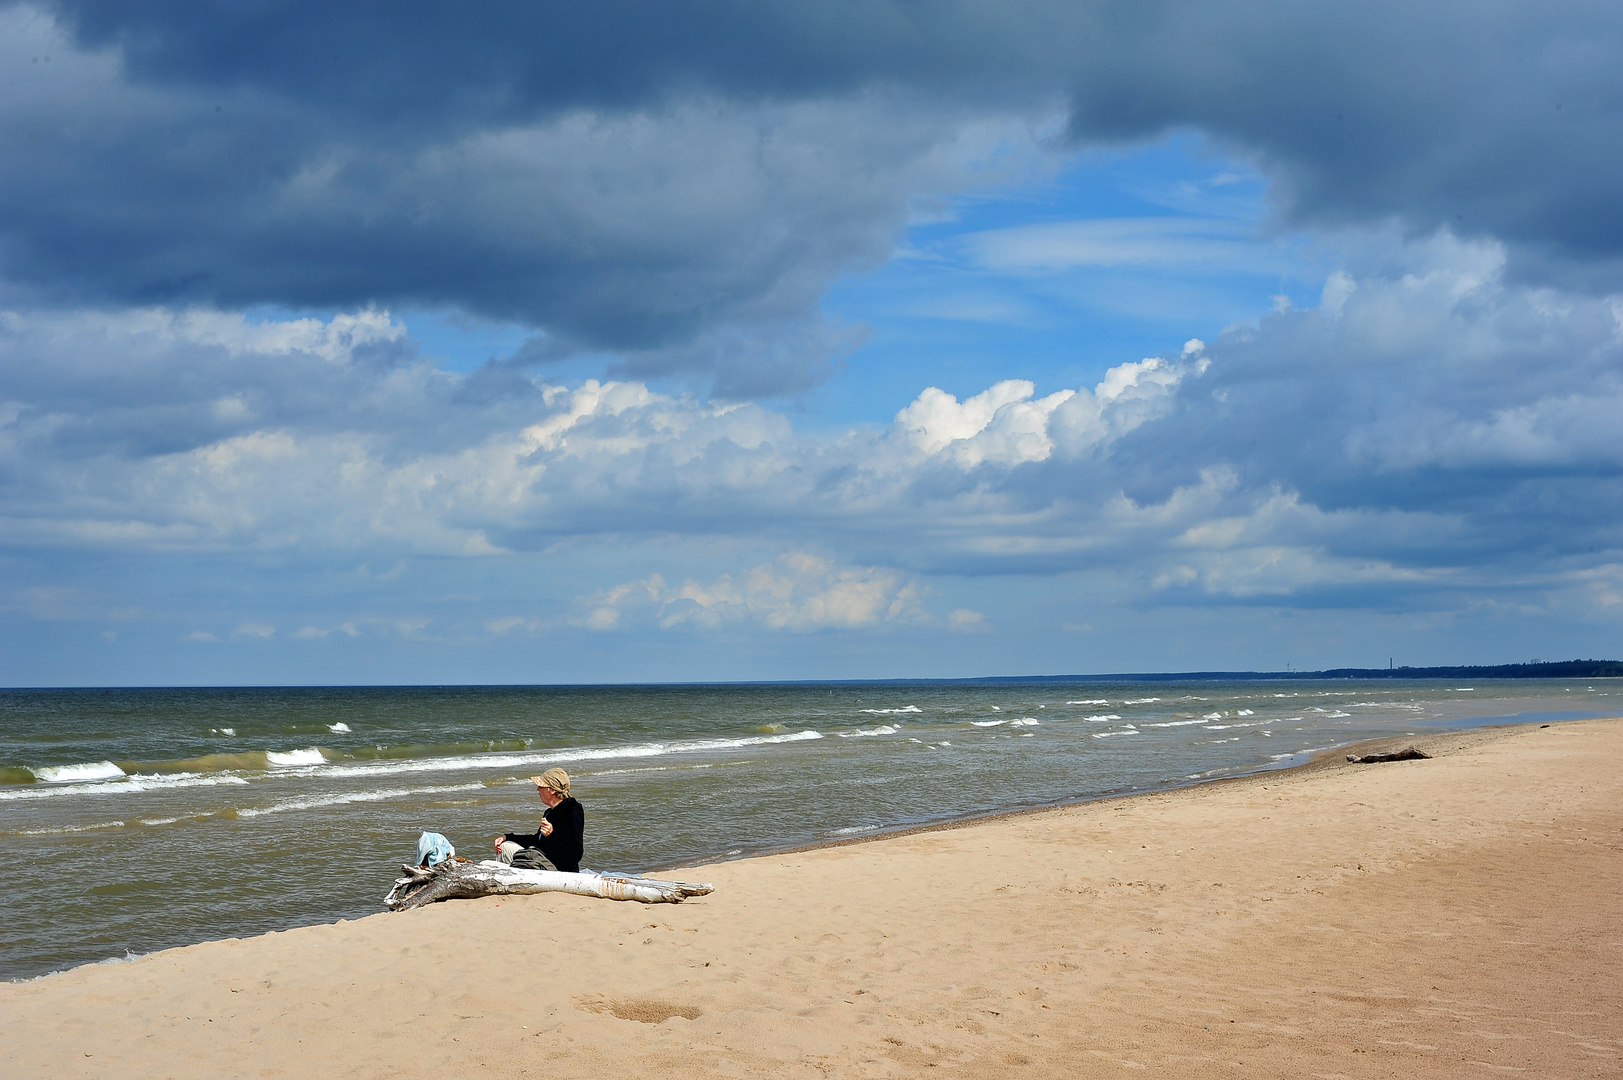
1122;698;1161;705
1144;719;1208;728
1236;710;1254;717
859;705;921;715
8;820;127;836
1009;718;1040;727
970;720;1006;727
328;722;352;734
836;725;898;738
211;727;236;736
1084;714;1122;723
34;761;126;784
266;748;326;767
1067;700;1110;706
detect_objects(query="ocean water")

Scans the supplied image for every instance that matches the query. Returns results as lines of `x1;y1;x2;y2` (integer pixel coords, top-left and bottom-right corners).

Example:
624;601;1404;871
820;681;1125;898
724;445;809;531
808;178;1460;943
1;678;1614;981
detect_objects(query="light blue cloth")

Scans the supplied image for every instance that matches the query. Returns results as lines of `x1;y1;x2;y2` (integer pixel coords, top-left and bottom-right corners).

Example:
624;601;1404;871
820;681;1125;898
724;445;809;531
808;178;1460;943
416;831;455;867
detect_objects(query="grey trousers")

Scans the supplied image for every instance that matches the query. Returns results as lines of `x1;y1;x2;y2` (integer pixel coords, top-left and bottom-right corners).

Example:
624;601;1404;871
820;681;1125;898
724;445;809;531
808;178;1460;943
497;841;559;871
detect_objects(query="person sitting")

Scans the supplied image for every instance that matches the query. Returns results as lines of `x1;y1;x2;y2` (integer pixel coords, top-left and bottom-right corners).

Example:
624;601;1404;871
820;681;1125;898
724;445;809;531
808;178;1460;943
493;768;583;873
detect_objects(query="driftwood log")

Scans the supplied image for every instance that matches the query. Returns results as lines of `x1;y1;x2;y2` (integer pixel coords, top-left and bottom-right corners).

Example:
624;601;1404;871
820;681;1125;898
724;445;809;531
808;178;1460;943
385;859;714;911
1346;745;1431;763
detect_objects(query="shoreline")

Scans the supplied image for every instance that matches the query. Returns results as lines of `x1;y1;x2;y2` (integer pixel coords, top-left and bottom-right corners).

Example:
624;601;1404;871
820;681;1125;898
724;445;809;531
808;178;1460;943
3;715;1573;983
666;715;1554;871
4;716;1618;1077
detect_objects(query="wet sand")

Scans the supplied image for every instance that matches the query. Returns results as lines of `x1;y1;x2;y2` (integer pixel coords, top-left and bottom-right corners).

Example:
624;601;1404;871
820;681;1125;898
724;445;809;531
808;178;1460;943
4;718;1619;1078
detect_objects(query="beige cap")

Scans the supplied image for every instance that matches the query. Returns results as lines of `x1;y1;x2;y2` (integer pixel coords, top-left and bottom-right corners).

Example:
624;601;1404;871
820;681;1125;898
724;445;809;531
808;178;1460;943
531;768;570;796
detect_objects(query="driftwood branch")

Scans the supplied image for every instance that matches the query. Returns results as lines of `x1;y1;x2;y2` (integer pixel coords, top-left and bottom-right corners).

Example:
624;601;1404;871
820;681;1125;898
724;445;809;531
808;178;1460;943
385;859;714;911
1346;745;1431;763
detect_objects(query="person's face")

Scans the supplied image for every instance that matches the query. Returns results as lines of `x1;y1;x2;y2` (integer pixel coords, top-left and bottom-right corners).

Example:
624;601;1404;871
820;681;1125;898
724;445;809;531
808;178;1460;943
537;785;563;807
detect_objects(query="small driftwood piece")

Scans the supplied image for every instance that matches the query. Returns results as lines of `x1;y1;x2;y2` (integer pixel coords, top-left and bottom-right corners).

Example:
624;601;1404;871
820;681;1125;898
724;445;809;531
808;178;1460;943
385;859;714;911
1346;745;1431;764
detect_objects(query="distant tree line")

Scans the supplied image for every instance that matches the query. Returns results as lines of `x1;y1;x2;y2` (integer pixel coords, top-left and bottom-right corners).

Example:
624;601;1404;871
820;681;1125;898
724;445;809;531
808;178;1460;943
1304;659;1623;680
969;659;1623;683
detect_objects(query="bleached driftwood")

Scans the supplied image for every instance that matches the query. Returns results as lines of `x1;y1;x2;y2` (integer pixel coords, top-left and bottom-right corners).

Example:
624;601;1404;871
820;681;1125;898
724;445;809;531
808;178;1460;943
385;859;714;911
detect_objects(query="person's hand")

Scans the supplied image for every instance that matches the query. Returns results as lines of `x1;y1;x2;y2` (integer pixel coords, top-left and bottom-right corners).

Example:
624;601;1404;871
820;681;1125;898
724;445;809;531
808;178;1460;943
539;819;553;837
493;835;504;852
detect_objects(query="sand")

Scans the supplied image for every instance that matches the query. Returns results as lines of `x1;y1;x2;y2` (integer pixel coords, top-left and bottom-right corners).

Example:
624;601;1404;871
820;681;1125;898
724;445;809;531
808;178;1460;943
4;718;1620;1079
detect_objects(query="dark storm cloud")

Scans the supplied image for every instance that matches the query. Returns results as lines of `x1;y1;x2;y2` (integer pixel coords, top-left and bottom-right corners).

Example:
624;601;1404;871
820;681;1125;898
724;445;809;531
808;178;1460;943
3;0;1620;389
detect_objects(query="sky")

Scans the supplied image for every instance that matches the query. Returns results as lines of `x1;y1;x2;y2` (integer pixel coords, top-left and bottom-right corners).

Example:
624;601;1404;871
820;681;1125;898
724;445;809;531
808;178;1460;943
3;0;1622;685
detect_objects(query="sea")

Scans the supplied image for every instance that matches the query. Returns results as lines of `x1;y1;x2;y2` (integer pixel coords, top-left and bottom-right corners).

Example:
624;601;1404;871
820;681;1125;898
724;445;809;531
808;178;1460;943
1;678;1614;982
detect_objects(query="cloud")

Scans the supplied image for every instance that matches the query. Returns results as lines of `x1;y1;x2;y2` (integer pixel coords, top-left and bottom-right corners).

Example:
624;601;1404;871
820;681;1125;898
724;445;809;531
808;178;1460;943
969;217;1285;273
0;5;1051;391
583;552;926;632
0;306;1196;557
3;229;1622;630
893;351;1196;467
290;622;359;640
0;0;1615;399
486;616;544;636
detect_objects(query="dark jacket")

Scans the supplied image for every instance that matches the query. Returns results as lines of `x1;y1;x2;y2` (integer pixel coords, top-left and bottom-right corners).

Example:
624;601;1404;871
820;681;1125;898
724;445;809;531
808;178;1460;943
503;797;584;873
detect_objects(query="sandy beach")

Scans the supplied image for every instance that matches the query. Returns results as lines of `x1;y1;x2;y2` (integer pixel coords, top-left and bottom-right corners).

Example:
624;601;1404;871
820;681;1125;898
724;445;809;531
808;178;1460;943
4;718;1619;1079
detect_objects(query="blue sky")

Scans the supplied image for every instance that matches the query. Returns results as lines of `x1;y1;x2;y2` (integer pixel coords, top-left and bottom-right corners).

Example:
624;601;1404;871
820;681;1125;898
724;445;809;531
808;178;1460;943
2;1;1621;685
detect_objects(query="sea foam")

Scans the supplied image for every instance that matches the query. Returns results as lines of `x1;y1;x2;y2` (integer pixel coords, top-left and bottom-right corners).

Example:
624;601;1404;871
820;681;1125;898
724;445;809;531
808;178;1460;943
311;728;826;781
234;781;486;819
0;773;250;801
